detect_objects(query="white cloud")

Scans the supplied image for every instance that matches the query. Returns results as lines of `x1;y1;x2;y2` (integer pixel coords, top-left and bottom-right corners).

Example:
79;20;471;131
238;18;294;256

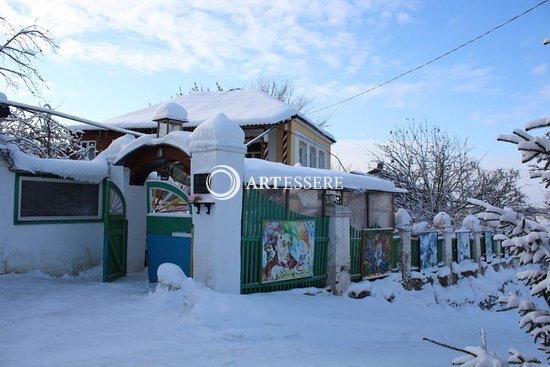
0;0;418;80
396;12;412;25
531;63;547;75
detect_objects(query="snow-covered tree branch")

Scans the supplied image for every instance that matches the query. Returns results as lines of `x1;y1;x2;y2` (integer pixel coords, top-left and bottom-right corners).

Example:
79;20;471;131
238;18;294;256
0;17;56;95
468;116;550;359
0;107;86;159
497;117;550;189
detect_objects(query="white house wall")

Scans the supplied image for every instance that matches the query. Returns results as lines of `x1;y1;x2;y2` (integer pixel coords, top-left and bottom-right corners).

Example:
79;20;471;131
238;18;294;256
0;165;103;276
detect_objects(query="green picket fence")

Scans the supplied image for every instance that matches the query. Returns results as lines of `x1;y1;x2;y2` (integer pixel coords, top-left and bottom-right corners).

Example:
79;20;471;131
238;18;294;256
392;236;400;271
452;237;458;262
240;189;329;294
350;226;363;282
411;237;420;270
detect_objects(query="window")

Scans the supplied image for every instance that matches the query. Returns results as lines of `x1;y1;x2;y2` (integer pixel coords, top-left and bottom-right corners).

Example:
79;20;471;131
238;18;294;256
80;141;96;160
309;146;317;168
296;136;328;169
17;176;102;222
319;151;326;169
299;141;308;166
246;142;262;159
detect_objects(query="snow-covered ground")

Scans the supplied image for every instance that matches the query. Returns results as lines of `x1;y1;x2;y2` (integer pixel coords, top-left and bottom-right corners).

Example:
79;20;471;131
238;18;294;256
0;267;544;366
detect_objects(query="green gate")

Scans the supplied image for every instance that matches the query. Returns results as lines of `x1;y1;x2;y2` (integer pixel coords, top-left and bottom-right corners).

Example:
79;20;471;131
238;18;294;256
241;189;329;294
103;179;128;282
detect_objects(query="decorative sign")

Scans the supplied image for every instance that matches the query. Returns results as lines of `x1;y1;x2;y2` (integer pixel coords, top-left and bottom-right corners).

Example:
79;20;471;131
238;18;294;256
420;232;438;269
362;228;393;278
485;230;493;258
262;220;315;283
457;231;471;261
193;173;210;194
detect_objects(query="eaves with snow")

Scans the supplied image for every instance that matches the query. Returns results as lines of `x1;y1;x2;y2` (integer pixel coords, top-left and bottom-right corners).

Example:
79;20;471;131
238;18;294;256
1;124;404;193
69;89;335;143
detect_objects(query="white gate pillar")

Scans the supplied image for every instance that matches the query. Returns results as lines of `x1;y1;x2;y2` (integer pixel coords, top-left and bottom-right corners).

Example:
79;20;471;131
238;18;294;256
327;205;351;295
189;113;246;294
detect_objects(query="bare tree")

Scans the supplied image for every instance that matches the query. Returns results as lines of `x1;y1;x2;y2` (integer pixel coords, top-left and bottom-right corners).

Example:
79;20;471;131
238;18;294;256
0;19;85;159
472;168;527;209
252;75;331;127
253;75;313;111
0;17;56;95
374;119;527;223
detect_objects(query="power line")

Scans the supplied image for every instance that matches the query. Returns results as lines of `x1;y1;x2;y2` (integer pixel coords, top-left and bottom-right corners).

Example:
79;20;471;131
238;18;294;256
308;0;549;115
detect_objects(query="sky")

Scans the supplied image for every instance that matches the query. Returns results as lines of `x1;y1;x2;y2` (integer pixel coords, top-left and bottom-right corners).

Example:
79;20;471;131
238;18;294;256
0;0;548;203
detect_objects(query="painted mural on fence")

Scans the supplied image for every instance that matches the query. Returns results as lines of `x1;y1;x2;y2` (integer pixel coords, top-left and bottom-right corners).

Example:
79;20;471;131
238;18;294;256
362;229;393;278
485;231;493;258
420;232;438;269
457;231;471;261
262;220;315;283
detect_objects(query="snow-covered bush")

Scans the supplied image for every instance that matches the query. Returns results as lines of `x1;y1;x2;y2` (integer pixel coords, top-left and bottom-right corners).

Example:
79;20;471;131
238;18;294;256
0;107;86;159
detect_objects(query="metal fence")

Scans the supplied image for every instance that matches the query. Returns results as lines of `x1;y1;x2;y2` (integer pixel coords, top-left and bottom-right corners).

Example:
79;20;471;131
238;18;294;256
240;188;329;294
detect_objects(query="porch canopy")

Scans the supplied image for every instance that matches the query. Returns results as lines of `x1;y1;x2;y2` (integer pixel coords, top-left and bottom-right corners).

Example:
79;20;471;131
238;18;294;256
114;131;191;185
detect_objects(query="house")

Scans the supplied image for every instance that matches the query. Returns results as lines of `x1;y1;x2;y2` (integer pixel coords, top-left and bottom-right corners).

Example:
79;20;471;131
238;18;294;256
73;89;336;169
0;110;407;292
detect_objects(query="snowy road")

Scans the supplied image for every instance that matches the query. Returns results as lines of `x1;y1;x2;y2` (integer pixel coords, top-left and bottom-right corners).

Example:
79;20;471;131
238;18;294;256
0;268;542;366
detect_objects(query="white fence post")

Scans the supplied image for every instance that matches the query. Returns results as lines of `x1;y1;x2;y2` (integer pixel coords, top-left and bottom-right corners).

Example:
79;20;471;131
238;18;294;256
473;230;482;266
327;205;351;295
443;228;453;266
398;229;411;277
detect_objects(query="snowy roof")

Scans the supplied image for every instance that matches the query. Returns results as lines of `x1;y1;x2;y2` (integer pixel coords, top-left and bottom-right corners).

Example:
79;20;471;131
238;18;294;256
0;134;138;183
115;131;191;164
0;138;108;183
244;159;406;193
71;89;335;142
